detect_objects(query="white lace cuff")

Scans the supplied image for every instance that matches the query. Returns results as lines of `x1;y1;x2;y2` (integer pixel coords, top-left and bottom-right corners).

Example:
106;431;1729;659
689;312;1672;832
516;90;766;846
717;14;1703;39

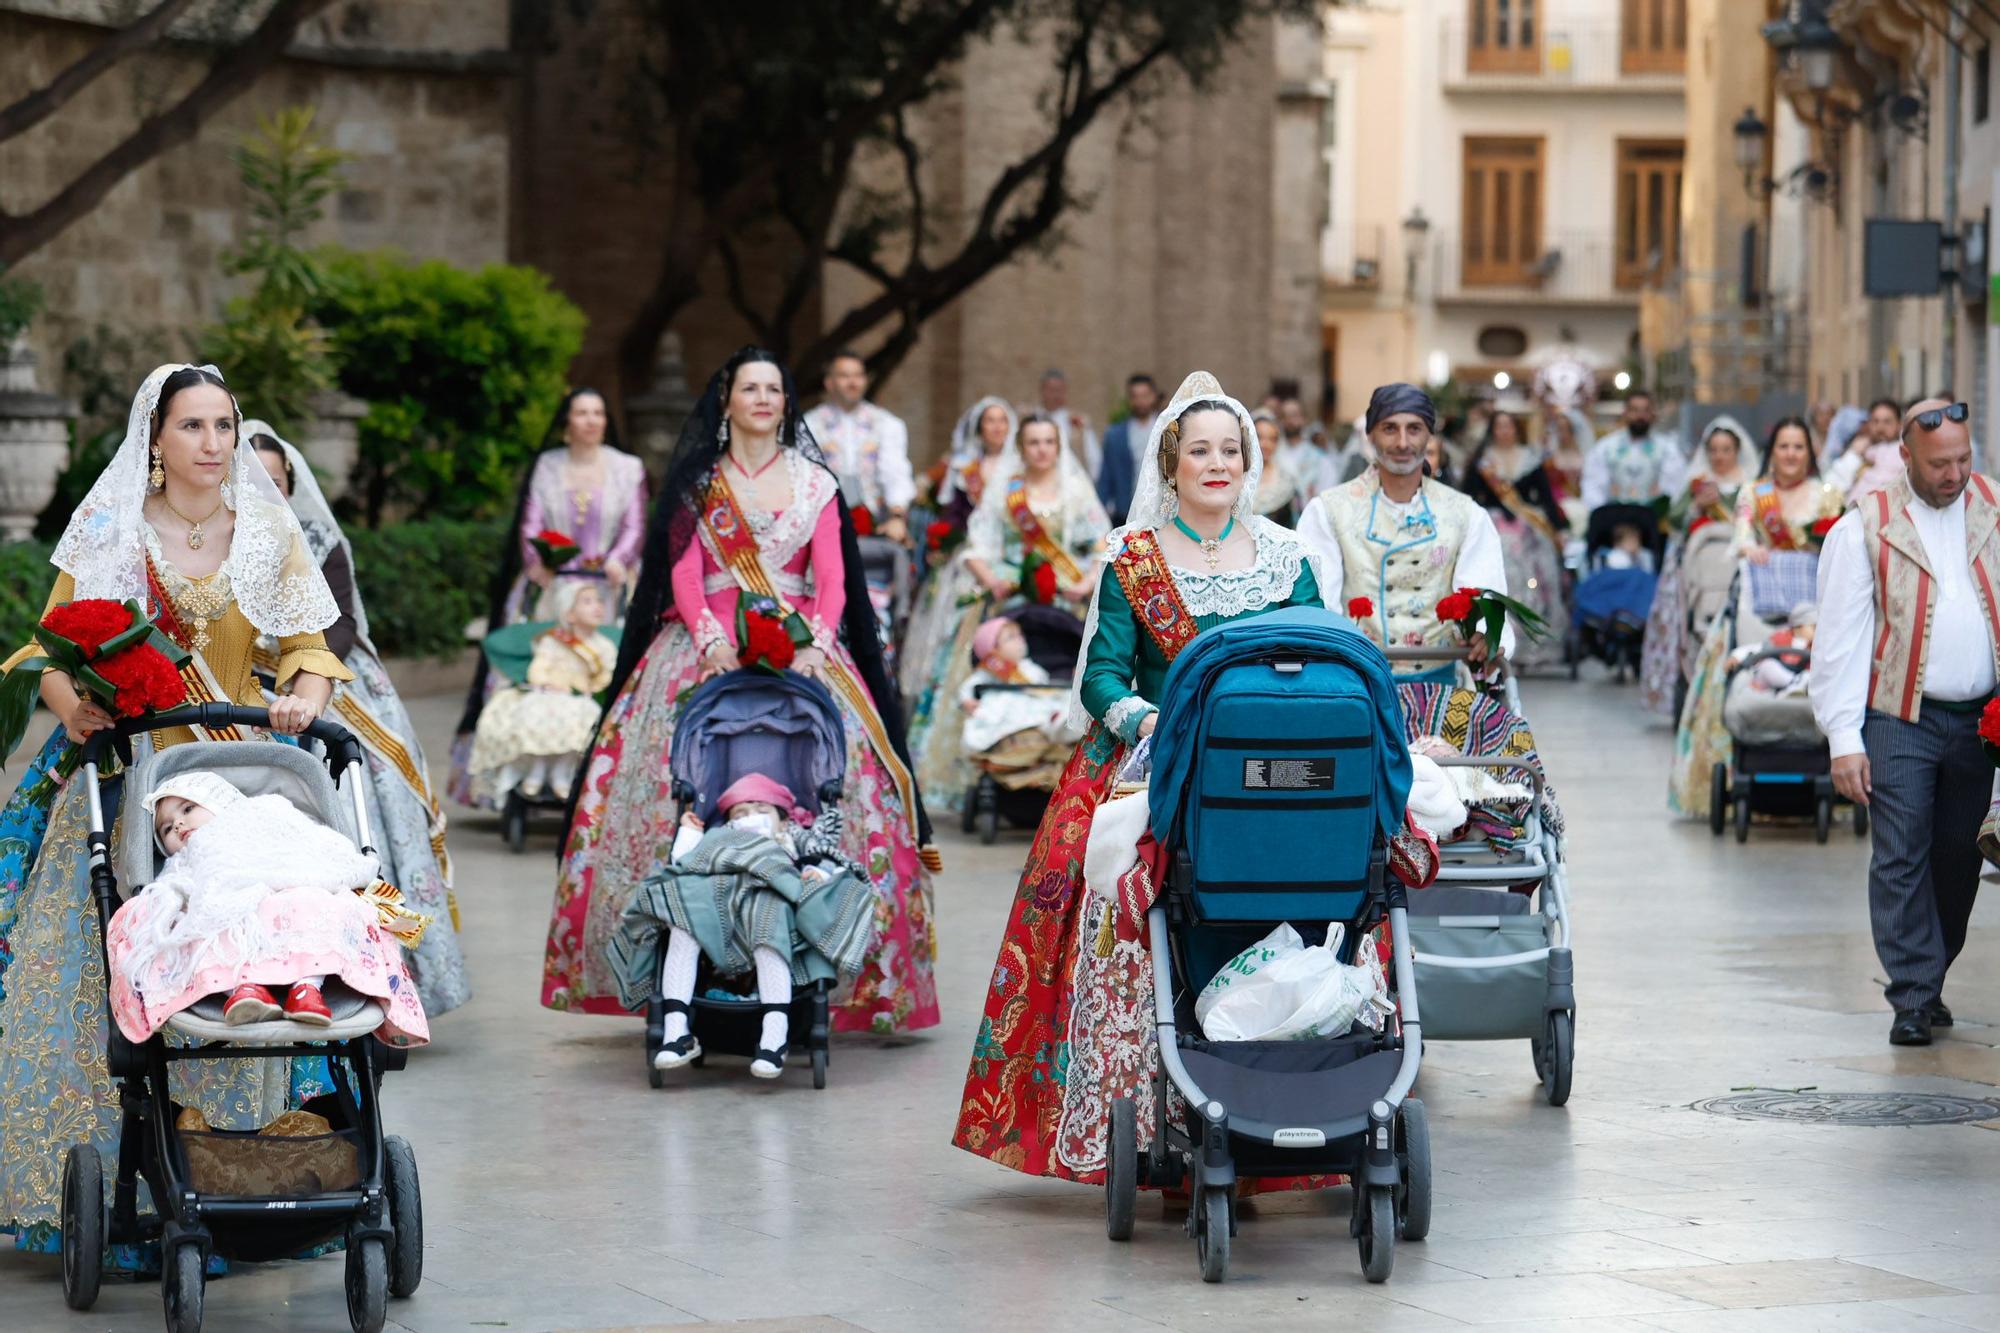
694;608;731;656
1104;696;1155;746
808;617;838;654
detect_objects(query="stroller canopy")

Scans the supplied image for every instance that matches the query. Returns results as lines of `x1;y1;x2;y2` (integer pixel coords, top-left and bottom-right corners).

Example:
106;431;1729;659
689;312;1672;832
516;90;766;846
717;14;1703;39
670;670;847;822
1147;607;1412;843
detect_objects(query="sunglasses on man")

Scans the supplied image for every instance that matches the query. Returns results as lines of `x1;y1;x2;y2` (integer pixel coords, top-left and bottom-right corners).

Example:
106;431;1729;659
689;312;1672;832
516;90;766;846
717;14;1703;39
1903;402;1970;436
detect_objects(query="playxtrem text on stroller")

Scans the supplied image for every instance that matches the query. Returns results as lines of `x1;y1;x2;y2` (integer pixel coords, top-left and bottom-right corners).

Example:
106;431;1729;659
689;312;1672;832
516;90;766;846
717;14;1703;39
1104;607;1430;1284
60;704;424;1333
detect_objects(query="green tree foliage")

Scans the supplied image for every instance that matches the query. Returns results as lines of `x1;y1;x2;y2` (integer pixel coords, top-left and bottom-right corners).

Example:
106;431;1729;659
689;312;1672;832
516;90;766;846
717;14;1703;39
0;265;44;343
312;251;587;527
345;517;506;658
198;108;346;435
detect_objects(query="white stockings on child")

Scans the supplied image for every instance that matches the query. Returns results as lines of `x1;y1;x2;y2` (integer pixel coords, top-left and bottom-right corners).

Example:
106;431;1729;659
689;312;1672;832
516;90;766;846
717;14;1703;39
655;931;790;1054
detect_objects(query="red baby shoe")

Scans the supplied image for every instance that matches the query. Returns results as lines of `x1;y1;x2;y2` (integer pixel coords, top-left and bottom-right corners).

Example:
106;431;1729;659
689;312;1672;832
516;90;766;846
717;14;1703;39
223;984;281;1026
284;982;334;1028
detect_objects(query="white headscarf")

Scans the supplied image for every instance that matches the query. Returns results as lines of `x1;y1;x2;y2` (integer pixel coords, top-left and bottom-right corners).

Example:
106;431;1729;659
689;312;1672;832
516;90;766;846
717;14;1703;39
142;769;248;853
54;366;338;638
1121;370;1267;532
1686;413;1760;484
939;395;1019;507
241;419;370;651
964;410;1109;566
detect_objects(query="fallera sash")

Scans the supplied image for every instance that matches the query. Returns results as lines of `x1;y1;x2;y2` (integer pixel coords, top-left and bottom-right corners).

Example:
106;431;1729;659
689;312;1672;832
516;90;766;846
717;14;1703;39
1752;482;1805;550
1005;479;1086;585
1478;462;1559;547
1109;529;1199;661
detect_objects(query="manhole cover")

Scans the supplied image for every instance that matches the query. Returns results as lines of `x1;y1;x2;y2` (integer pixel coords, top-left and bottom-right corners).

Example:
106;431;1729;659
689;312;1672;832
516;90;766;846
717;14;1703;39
1692;1091;2000;1126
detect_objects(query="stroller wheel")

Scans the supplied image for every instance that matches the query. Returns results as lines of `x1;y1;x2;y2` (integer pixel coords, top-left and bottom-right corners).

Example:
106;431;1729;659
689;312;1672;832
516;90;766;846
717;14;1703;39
346;1231;389;1333
1542;1010;1575;1107
60;1143;103;1310
1105;1097;1138;1242
383;1136;423;1298
1815;793;1833;844
811;1045;828;1091
163;1239;205;1333
503;794;528;854
1854;802;1870;837
1397;1099;1432;1242
1358;1185;1396;1283
1708;764;1728;837
959;796;976;835
1733;795;1751;844
1195;1184;1231;1282
977;802;1000;845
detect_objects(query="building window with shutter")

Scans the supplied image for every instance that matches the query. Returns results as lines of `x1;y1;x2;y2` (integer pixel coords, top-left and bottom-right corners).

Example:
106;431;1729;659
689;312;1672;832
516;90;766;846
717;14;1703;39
1467;0;1539;74
1621;0;1686;75
1615;139;1684;290
1462;136;1544;286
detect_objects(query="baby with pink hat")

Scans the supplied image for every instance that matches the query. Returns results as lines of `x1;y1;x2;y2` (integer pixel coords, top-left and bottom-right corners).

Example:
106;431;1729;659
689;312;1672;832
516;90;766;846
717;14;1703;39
957;614;1077;756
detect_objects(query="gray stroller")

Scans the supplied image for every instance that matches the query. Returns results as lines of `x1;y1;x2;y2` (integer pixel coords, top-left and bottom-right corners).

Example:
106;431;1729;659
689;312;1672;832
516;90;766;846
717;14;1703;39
62;704;422;1333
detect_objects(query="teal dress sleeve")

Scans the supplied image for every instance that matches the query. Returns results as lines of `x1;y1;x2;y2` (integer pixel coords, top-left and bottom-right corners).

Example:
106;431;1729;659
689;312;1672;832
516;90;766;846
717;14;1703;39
1286;559;1324;609
1079;573;1154;745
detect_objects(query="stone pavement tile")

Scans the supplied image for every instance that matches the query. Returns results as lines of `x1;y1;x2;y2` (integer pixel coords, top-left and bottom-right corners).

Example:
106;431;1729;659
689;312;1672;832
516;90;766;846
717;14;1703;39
1416;1229;1714;1280
1853;1248;2000;1294
1616;1218;1952;1264
1423;1197;1700;1241
1097;1280;1472;1330
405;1274;703;1331
1596;1188;1860;1228
617;1260;942;1324
851;1301;1172;1332
1884;1293;2000;1330
1377;1271;1718;1323
1639;1301;1975;1331
1617;1258;1956;1309
571;1322;863;1333
1831;1045;2000;1088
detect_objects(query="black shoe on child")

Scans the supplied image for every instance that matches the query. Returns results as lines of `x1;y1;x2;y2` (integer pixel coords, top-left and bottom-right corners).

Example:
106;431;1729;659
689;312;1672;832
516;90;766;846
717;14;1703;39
1890;1009;1934;1046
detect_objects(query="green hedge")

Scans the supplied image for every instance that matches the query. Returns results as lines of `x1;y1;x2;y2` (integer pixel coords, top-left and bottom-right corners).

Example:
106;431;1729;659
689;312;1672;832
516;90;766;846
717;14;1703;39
0;518;504;665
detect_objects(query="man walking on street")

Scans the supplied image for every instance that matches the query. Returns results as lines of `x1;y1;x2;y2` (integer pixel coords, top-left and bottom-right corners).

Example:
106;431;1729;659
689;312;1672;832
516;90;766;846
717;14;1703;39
1813;398;2000;1046
1580;390;1684;511
1095;373;1159;526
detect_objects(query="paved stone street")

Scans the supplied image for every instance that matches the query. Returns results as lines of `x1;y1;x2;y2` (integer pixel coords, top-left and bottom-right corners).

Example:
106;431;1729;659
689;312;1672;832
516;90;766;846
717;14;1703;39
7;671;2000;1332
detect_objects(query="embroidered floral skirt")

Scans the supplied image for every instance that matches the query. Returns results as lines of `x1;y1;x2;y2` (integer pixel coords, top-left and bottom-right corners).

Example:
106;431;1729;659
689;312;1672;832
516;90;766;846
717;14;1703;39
0;731;333;1260
906;590;989;815
1490;511;1568;670
543;620;939;1034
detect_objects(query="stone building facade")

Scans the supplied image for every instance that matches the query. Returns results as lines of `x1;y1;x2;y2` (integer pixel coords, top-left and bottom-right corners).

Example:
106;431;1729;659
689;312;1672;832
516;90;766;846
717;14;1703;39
0;0;512;391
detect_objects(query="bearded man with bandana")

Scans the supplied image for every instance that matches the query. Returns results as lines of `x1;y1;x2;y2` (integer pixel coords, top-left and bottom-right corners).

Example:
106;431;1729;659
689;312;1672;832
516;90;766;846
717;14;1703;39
1298;382;1514;668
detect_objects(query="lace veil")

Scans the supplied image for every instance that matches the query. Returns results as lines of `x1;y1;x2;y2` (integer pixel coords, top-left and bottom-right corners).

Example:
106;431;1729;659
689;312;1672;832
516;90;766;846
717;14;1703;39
1686;413;1761;483
243;419;371;650
939;395;1018;506
53;365;338;638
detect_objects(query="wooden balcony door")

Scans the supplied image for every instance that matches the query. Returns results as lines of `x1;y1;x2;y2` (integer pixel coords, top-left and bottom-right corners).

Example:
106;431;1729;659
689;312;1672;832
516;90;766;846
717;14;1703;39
1462;136;1544;287
1615;138;1684;290
1621;0;1687;74
1467;0;1539;74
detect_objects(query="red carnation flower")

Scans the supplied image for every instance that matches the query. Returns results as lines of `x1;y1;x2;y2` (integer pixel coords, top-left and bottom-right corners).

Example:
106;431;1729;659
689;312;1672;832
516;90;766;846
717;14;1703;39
94;643;187;718
1346;596;1374;619
850;505;875;537
740;610;797;672
41;599;136;658
1435;590;1475;624
535;528;574;546
1810;517;1838;537
1981;698;2000;751
926;519;954;551
1030;562;1059;604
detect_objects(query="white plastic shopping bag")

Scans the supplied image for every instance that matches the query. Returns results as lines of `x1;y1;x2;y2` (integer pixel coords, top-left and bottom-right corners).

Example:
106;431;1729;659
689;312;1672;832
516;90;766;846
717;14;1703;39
1194;922;1394;1042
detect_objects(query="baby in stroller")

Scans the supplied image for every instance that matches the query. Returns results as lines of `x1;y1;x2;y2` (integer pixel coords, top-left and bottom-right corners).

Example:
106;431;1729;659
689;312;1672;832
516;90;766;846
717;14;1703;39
614;772;877;1079
108;768;430;1044
467;580;615;803
959;614;1079;755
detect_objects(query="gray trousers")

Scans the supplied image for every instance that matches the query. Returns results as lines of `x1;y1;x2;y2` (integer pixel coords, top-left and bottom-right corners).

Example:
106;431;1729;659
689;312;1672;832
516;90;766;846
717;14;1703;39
1863;706;1988;1011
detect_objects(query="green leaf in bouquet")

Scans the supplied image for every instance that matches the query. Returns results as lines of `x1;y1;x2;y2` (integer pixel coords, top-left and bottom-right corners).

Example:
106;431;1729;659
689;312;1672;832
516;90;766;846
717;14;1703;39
0;656;50;766
75;662;118;708
145;627;191;668
780;610;813;648
95;602;160;659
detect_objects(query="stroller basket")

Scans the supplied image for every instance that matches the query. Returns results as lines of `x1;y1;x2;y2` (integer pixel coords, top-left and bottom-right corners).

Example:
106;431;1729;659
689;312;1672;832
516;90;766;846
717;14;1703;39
179;1118;362;1199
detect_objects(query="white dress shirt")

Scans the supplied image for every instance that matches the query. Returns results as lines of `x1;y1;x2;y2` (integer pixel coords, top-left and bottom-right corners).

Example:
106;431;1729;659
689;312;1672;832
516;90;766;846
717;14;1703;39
1811;491;1997;758
1580;429;1687;512
1296;484;1517;656
803;400;916;512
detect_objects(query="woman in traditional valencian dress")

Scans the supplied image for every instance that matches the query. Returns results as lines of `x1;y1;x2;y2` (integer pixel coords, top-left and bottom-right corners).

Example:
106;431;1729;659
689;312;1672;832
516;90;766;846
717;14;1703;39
899;396;1018;709
906;412;1109;813
1457;409;1569;669
953;371;1325;1183
1639;417;1759;719
0;365;352;1255
1669;416;1842;818
450;388;648;806
544;347;939;1035
247;422;470;1016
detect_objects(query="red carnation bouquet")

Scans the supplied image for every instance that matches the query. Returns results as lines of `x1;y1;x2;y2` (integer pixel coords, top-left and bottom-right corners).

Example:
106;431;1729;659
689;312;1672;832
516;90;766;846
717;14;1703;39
528;528;581;571
0;598;192;794
1346;596;1375;620
926;519;964;559
1020;550;1060;605
735;595;814;675
850;505;875;537
1435;585;1549;649
1979;699;2000;766
1803;515;1839;549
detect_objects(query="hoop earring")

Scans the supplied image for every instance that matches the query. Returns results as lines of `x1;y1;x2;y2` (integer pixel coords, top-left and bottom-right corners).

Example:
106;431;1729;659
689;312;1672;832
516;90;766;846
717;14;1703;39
149;446;165;492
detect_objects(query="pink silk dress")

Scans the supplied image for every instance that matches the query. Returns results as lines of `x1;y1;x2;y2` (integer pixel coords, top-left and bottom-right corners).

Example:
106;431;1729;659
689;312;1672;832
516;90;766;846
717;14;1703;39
542;451;939;1033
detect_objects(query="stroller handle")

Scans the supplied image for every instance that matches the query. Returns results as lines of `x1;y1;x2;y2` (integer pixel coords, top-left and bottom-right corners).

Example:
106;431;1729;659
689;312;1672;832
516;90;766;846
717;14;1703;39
1381;644;1515;685
81;704;365;777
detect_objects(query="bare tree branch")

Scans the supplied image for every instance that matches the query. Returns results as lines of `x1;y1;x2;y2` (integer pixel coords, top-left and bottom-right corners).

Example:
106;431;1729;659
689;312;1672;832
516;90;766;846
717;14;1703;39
715;232;775;347
0;0;197;144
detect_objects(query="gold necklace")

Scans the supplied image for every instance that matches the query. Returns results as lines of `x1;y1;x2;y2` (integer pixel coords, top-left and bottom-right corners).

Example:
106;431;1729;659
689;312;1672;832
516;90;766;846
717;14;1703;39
159;492;225;550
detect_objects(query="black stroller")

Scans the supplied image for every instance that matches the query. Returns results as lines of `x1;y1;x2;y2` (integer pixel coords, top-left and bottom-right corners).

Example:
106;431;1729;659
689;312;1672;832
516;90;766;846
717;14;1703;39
961;603;1086;844
62;704;421;1333
641;669;846;1089
1104;608;1429;1284
1565;503;1665;681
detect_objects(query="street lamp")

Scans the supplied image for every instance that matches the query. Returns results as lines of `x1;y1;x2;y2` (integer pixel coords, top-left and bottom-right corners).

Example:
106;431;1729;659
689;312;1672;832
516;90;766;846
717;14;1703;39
1402;206;1431;300
1733;107;1768;180
1795;14;1839;92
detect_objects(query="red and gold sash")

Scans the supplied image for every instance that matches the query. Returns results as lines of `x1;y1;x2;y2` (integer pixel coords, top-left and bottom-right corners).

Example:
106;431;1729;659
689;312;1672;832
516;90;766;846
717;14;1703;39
1109;529;1199;662
1005;479;1085;585
701;471;934;867
1752;482;1804;550
1479;463;1560;547
144;554;245;742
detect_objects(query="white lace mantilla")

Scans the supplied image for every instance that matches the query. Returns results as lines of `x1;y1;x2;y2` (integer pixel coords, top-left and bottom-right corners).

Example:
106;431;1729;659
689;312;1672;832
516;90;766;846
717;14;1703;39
1167;519;1312;616
138;502;339;638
